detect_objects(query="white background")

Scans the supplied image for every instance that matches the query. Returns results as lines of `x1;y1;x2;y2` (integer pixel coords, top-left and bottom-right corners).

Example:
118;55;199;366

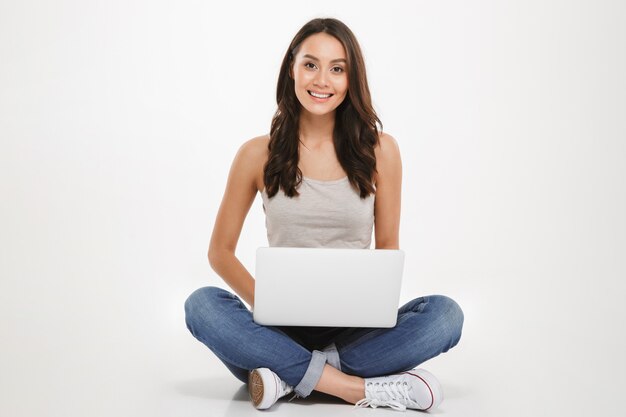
1;1;624;416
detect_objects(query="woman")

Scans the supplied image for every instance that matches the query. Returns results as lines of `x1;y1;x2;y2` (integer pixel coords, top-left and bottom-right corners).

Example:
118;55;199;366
184;17;464;412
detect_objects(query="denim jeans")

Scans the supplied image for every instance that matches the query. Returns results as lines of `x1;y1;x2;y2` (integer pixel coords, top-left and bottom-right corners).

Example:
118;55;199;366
184;286;464;398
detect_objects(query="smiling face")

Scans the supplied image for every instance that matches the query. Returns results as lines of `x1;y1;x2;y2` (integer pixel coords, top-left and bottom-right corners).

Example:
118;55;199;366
290;32;349;117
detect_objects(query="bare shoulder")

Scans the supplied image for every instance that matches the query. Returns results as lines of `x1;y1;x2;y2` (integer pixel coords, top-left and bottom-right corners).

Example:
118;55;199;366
375;132;401;157
235;134;270;192
374;132;402;184
238;133;270;156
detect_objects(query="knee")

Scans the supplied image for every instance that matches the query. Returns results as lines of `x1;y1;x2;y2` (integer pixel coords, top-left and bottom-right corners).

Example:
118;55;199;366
184;286;229;336
428;295;464;348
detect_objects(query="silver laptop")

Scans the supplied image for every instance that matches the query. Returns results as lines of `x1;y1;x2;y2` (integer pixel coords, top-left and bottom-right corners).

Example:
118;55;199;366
253;247;405;328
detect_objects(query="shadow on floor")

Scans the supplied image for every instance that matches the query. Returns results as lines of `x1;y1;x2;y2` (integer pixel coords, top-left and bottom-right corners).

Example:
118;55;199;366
174;376;346;405
173;375;463;413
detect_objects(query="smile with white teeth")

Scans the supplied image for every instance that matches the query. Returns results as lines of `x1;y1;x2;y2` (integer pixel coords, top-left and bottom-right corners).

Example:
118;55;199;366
308;90;333;99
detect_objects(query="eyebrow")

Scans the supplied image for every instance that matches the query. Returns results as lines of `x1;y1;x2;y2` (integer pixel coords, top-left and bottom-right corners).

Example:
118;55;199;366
302;54;347;64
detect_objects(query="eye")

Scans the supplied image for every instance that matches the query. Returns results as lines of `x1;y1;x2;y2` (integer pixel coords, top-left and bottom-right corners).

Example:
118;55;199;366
304;62;317;69
332;66;345;73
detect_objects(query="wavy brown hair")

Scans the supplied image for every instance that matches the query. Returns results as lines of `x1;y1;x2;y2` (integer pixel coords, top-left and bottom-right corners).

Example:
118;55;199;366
263;17;383;199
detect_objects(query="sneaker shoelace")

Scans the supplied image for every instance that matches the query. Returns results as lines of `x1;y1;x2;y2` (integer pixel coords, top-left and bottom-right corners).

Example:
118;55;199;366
354;381;421;412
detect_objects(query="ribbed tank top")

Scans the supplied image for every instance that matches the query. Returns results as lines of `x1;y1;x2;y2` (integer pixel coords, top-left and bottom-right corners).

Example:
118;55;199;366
260;176;375;249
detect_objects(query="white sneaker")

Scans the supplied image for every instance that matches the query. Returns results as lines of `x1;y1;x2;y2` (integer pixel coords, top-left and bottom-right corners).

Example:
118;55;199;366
354;369;443;412
248;368;294;410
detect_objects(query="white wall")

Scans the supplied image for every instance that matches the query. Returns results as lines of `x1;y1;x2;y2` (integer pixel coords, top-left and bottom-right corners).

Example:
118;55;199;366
1;1;624;416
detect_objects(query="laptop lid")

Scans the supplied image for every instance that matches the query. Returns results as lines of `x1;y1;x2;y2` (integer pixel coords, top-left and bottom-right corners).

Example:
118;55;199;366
253;247;405;328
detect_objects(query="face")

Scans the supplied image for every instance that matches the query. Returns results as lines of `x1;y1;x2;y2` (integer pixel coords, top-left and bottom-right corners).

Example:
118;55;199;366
290;33;349;116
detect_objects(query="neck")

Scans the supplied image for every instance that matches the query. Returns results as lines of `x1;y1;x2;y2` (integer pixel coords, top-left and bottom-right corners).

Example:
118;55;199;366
299;109;336;146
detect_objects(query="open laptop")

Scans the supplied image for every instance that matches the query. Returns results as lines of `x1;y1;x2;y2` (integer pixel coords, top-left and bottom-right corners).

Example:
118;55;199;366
253;247;405;328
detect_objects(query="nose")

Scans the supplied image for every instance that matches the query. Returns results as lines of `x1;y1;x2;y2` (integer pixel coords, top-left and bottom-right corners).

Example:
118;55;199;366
314;71;329;88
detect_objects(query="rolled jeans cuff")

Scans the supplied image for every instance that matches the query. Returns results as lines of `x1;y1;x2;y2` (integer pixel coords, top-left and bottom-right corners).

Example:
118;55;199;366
294;350;327;398
322;342;341;371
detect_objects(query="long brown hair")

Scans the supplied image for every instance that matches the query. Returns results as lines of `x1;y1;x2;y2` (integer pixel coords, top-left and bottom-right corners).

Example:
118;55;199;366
263;17;382;199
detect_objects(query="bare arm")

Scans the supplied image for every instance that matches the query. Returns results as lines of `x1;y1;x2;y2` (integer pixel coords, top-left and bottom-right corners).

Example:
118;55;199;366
373;133;402;249
208;137;266;308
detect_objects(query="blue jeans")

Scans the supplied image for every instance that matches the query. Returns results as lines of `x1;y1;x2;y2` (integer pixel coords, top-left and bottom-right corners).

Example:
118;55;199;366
184;286;464;398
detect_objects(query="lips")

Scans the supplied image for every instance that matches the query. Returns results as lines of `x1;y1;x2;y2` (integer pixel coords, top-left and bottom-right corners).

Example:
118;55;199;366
308;90;333;99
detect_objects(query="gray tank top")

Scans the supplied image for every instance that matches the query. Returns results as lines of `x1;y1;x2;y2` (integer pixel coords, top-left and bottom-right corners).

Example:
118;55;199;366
261;176;375;248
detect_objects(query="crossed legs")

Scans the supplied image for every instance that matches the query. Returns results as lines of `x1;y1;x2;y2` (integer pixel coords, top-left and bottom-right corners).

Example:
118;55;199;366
184;286;464;402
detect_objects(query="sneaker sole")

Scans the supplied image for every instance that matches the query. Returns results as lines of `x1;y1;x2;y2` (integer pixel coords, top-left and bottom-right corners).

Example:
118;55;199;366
248;369;265;408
